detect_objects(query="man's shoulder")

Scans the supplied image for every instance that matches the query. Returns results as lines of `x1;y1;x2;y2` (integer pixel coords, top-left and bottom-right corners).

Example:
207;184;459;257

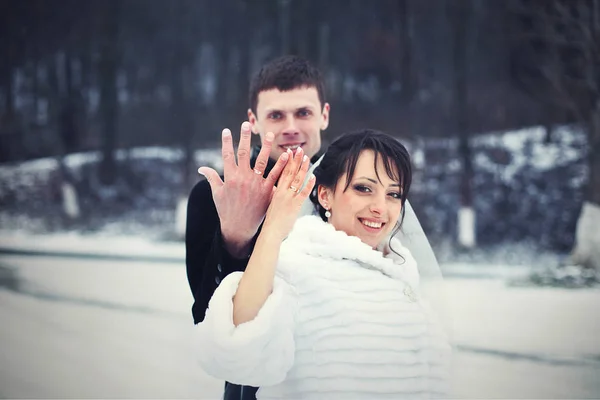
190;177;209;196
189;176;222;203
187;178;221;216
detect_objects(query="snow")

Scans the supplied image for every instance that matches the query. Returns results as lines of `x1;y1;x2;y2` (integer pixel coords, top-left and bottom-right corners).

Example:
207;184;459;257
0;245;599;399
0;123;596;397
0;231;184;260
0;147;222;175
472;125;586;182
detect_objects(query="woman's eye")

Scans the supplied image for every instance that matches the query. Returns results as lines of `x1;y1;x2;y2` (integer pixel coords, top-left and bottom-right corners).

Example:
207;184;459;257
354;185;371;193
389;192;402;199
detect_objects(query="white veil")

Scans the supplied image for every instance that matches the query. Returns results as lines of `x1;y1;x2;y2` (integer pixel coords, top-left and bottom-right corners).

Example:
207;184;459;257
396;200;454;342
397;200;443;281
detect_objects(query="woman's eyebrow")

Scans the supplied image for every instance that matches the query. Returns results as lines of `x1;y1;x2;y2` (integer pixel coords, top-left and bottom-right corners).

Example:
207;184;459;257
356;176;401;187
356;176;378;184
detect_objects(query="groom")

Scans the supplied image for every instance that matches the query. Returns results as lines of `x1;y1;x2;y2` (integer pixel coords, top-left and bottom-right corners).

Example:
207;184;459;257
186;55;330;400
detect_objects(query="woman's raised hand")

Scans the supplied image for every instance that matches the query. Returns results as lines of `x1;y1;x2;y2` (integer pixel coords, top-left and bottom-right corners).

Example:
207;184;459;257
261;147;316;241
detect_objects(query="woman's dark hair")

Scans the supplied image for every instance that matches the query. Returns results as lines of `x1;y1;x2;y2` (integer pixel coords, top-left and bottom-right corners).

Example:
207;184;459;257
309;129;412;236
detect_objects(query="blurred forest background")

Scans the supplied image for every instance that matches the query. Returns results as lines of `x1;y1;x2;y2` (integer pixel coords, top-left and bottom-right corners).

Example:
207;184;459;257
1;0;599;274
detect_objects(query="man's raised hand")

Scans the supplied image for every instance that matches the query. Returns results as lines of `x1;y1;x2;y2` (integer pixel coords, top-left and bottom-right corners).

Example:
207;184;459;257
198;122;289;258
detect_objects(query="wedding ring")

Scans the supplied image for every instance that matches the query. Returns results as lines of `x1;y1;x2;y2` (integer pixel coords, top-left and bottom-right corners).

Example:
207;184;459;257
253;168;263;175
289;185;298;193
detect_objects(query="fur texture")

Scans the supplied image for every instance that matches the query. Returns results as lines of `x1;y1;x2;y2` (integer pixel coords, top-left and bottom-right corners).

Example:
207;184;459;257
197;216;451;399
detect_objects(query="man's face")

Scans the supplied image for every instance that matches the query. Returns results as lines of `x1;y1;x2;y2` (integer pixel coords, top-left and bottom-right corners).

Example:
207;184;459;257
248;86;330;160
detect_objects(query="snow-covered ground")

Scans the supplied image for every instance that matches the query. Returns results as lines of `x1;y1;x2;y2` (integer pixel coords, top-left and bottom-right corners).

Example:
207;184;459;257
1;252;599;399
0;124;596;398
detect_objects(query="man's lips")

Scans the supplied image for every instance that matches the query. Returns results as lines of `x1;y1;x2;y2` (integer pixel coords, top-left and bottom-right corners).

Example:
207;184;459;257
278;143;305;150
278;143;305;153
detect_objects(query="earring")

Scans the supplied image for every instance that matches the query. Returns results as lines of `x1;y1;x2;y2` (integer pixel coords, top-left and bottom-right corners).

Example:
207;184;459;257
325;209;331;218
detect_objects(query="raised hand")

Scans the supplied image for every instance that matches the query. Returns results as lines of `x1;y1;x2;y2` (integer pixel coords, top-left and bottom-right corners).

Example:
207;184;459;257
261;147;316;241
198;121;289;258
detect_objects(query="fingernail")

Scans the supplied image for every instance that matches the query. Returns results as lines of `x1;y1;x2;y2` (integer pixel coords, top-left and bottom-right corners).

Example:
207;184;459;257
303;155;308;162
242;121;251;131
265;132;274;141
287;148;292;154
222;129;231;137
197;168;205;176
281;152;289;161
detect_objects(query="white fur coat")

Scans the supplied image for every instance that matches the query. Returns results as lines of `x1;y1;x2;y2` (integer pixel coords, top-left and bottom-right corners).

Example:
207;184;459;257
196;215;451;399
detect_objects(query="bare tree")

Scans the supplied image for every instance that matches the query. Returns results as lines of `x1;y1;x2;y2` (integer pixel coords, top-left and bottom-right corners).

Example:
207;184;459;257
170;0;197;238
0;0;25;161
450;0;476;249
97;0;121;186
398;0;415;105
278;0;292;54
511;0;600;270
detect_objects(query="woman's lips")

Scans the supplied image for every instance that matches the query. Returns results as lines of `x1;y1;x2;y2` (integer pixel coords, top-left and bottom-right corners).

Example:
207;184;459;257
358;218;386;233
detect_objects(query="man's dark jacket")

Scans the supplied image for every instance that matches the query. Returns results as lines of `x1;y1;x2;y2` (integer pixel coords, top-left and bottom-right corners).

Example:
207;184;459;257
186;147;276;324
185;147;321;400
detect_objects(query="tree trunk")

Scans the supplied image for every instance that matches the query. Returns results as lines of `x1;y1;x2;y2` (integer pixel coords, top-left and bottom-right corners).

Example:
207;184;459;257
3;38;15;117
171;0;195;239
318;22;330;70
60;49;79;155
278;0;291;54
399;0;414;105
98;0;120;186
58;48;81;221
32;47;40;123
588;105;600;206
235;0;251;113
452;0;475;248
570;104;600;271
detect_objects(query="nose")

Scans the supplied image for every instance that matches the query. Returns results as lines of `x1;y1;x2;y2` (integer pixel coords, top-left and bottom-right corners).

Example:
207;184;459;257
282;115;299;136
369;193;387;215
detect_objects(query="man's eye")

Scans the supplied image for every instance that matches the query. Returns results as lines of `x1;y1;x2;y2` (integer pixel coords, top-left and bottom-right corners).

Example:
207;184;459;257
297;109;311;117
269;112;282;120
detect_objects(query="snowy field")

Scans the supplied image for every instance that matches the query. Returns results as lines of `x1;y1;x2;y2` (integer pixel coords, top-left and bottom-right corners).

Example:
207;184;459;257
1;254;599;399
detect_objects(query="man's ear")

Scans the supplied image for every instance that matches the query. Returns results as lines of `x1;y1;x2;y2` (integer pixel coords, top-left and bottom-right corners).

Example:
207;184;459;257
317;185;332;209
247;109;259;135
320;103;330;131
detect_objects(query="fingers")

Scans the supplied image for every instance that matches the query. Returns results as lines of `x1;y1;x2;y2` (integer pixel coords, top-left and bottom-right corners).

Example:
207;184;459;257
265;149;290;185
279;147;305;189
298;173;316;199
237;121;252;169
221;129;236;179
290;152;310;193
198;167;224;193
253;132;274;176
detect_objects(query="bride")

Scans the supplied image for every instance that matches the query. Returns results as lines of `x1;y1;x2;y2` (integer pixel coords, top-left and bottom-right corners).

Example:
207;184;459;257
196;129;451;399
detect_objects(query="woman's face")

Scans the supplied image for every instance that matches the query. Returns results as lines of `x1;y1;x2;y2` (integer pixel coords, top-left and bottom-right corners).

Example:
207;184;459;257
318;149;404;249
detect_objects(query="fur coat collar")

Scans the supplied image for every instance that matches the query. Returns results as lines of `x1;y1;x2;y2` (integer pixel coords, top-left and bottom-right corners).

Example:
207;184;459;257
284;215;420;289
